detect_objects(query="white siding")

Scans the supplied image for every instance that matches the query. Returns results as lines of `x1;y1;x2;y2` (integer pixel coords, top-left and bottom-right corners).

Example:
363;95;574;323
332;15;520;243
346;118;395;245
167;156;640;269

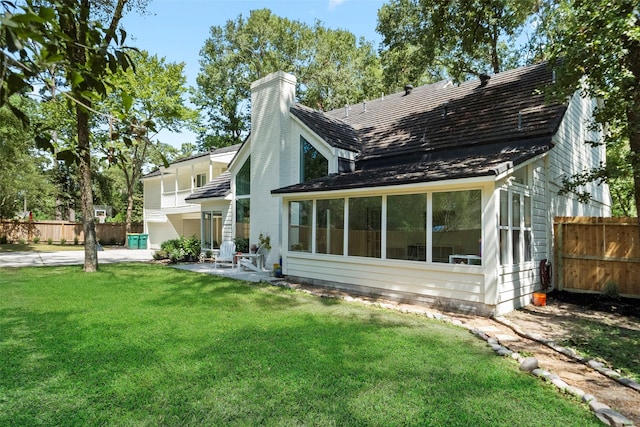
495;93;612;315
144;179;161;209
548;92;611;216
286;254;491;315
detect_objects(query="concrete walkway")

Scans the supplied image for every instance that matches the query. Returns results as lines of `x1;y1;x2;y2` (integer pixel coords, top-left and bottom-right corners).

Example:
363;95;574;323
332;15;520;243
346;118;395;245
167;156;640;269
172;262;277;283
0;249;154;268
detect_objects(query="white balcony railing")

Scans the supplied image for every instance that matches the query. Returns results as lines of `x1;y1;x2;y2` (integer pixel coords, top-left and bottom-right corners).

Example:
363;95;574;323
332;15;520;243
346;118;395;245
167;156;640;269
161;189;194;209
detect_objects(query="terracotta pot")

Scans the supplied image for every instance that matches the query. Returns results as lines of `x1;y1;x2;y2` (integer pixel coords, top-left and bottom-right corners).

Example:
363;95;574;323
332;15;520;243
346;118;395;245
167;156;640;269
532;292;547;307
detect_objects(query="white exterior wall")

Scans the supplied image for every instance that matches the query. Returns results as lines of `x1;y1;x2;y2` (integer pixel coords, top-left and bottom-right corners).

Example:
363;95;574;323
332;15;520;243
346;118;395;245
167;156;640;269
248;71;298;267
494;93;612;315
143;151;236;250
548;93;611;216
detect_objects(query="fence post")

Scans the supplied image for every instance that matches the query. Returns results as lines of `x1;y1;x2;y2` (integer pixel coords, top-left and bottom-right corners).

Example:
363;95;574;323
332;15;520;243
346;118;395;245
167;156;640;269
557;221;563;291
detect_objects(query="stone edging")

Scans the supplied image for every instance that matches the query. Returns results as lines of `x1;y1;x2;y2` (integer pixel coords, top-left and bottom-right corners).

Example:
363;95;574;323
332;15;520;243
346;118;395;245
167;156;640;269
493;316;640;394
469;326;636;427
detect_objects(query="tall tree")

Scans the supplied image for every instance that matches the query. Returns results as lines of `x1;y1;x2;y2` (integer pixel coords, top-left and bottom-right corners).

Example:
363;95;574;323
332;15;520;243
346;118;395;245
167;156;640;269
101;50;197;234
194;8;383;150
376;0;536;88
0;101;54;220
544;0;640;230
1;0;143;271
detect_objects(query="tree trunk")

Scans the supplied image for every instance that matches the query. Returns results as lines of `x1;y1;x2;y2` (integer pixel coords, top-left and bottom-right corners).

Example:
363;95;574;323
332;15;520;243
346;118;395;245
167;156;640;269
77;104;98;272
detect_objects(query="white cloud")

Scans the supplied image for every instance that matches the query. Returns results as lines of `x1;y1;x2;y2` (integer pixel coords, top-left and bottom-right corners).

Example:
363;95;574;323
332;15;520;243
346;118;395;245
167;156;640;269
328;0;347;11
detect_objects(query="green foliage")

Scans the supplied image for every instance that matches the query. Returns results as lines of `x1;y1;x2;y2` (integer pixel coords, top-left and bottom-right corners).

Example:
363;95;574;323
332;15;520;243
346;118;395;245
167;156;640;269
158;235;201;262
543;0;640;220
376;0;536;88
234;237;249;253
194;9;383;150
0;264;601;426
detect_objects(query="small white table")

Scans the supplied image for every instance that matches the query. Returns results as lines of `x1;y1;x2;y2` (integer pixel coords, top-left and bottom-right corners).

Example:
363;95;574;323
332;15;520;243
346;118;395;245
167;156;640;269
237;253;263;272
449;254;482;265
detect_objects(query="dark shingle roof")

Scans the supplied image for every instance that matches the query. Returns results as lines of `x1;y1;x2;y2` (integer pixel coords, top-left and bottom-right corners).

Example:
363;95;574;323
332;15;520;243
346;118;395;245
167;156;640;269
185;171;231;201
290;104;361;152
276;62;566;194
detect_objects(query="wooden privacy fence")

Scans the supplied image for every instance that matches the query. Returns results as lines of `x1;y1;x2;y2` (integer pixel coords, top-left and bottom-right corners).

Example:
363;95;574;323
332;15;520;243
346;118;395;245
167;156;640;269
0;220;143;245
554;217;640;297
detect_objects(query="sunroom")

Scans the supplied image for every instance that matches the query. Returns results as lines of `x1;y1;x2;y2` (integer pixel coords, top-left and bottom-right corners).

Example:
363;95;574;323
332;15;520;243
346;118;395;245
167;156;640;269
273;150;541;316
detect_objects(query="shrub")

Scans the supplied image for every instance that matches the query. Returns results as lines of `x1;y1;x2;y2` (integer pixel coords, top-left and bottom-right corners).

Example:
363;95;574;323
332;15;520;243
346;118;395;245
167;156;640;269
153;250;169;260
234;237;249;253
60;238;66;245
0;235;7;244
158;235;201;263
47;238;53;245
32;236;40;244
601;281;620;299
74;237;79;245
18;239;26;245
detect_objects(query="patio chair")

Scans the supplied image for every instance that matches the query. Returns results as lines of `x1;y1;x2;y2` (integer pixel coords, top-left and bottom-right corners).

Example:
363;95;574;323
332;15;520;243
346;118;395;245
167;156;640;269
214;241;236;269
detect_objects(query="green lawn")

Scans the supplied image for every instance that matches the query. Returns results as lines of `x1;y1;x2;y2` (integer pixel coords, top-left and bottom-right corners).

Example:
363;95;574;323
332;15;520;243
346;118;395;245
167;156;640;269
0;264;599;426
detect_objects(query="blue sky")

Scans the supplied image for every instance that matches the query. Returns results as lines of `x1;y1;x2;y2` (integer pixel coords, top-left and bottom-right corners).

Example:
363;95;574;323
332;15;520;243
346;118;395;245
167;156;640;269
121;0;388;147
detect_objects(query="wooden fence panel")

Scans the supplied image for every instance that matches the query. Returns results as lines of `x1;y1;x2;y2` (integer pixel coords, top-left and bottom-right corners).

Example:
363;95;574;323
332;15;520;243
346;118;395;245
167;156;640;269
554;217;640;297
1;220;142;245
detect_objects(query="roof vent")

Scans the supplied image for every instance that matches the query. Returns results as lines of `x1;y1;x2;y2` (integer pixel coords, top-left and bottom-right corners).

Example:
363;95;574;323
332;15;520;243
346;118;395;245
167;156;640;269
441;101;449;118
517;111;523;131
363;101;367;112
479;73;490;87
404;84;413;95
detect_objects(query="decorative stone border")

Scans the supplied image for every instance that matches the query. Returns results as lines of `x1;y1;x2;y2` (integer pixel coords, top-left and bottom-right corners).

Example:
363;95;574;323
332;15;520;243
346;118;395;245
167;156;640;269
494;316;640;393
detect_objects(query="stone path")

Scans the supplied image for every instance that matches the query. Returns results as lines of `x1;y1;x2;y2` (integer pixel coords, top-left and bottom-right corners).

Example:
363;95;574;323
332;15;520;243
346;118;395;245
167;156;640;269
273;281;640;427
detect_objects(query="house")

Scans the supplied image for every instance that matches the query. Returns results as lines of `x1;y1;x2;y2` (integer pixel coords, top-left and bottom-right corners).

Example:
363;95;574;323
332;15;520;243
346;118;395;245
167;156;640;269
146;62;611;315
142;145;239;250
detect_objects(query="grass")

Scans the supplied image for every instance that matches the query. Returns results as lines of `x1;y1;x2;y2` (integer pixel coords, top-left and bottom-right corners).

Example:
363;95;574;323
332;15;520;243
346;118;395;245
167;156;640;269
559;317;640;381
0;264;600;426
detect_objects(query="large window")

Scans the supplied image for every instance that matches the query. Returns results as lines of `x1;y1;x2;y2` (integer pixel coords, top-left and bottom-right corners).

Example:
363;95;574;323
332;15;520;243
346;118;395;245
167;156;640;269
236;156;250;196
387;194;426;260
500;189;532;265
235;198;250;239
432;190;482;264
301;137;328;182
316;198;344;255
289;200;312;252
286;189;484;266
348;196;381;258
202;211;222;249
235;157;251;240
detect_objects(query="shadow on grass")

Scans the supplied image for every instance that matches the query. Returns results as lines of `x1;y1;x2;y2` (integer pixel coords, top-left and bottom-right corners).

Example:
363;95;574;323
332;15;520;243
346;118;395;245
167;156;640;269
513;307;640;381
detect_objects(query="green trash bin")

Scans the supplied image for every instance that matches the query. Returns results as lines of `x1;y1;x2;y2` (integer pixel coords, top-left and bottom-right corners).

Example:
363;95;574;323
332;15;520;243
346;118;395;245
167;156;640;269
127;233;140;249
138;234;148;249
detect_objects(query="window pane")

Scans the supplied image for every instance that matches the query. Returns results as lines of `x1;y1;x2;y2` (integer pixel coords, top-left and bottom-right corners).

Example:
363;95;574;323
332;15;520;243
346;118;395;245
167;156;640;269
432;190;482;265
500;229;510;265
512;230;521;264
301;137;328;182
316;199;344;255
500;190;509;226
387;194;426;261
524;230;532;262
289;201;312;252
235;199;250;239
236;156;250;196
524;195;532;228
203;212;212;249
348;196;381;258
512;193;521;228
